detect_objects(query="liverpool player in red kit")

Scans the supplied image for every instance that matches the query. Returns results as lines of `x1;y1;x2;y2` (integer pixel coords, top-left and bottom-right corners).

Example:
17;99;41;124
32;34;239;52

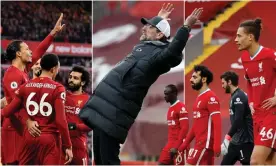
158;84;189;165
178;65;221;165
1;13;64;165
63;66;91;165
235;18;276;165
1;54;73;165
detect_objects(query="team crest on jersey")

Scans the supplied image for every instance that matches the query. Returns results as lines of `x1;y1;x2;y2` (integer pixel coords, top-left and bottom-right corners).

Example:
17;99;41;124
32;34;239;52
208;97;218;104
258;62;263;72
180;107;187;113
10;81;18;89
77;100;83;106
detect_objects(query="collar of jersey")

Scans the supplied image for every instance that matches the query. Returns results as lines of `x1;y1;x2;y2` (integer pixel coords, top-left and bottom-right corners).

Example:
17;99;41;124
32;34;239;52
250;45;263;60
198;88;210;97
170;100;180;107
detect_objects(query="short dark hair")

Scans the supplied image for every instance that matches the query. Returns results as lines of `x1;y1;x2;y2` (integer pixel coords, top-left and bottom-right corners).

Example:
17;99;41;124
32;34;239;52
220;71;239;86
40;53;59;71
194;65;213;85
5;40;23;61
70;65;90;89
239;18;262;42
166;84;178;95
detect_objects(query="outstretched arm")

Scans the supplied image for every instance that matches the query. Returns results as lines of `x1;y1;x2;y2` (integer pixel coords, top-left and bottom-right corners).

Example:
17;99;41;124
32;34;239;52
27;13;65;72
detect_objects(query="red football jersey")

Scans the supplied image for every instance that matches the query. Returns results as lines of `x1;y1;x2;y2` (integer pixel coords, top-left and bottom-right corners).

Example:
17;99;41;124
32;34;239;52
167;100;188;141
2;66;29;130
241;46;276;114
65;91;90;145
2;77;72;148
192;89;220;149
2;34;54;130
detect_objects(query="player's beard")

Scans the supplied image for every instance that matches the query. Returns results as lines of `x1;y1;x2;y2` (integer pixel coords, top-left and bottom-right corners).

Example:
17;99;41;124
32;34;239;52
191;80;203;91
68;82;81;92
225;85;231;94
34;70;42;77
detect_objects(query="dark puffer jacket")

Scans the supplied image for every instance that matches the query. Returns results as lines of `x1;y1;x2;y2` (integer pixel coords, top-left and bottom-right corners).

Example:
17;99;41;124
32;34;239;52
79;26;190;143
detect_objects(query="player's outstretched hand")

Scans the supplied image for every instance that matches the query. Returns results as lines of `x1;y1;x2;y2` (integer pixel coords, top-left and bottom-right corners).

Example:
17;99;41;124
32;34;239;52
262;96;276;110
158;3;174;21
64;147;73;165
184;8;203;27
26;119;41;137
50;13;65;36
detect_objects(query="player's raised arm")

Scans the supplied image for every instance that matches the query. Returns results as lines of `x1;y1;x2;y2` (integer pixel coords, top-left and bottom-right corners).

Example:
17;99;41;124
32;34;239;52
27;13;65;71
53;86;73;164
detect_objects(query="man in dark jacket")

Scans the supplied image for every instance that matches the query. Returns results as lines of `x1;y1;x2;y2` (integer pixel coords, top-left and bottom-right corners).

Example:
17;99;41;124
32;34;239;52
79;4;203;165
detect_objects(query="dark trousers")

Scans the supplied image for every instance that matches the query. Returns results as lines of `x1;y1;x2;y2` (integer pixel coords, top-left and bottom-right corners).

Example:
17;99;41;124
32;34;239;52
221;142;254;165
93;128;121;165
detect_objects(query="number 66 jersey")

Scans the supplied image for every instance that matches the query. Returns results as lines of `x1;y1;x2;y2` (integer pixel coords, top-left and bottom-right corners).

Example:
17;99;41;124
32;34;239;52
1;77;72;165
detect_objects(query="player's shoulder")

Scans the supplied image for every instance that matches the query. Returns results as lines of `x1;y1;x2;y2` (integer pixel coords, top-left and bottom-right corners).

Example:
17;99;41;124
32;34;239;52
173;100;186;111
261;47;275;58
40;77;65;91
232;89;248;102
204;89;220;103
205;89;219;98
3;66;22;80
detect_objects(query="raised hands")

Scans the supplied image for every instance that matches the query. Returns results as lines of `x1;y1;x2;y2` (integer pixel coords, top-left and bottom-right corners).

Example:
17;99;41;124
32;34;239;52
184;8;203;27
50;13;66;36
158;3;174;21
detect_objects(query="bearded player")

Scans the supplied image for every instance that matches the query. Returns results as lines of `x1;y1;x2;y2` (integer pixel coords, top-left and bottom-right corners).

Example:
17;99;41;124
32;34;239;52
1;53;73;164
235;18;276;165
1;13;64;165
158;84;189;165
25;63;91;165
178;65;221;165
62;65;91;165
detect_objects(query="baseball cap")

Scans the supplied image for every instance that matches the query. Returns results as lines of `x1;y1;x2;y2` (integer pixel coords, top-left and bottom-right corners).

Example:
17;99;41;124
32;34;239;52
141;16;171;38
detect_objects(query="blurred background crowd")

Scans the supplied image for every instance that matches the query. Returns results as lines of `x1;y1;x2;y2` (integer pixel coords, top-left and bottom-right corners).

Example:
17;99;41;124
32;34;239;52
1;1;91;43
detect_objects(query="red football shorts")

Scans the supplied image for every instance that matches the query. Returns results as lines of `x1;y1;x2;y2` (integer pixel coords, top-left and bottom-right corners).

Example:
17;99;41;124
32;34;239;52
253;109;276;149
1;129;22;164
19;131;61;165
158;142;188;165
186;147;214;165
60;137;88;165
